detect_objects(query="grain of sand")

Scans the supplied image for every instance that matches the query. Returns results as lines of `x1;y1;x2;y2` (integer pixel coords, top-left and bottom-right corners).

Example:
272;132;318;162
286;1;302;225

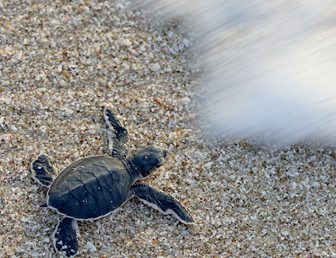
0;0;335;257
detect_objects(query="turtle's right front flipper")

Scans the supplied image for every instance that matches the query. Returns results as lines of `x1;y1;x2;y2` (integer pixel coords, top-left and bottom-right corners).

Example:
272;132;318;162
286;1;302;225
30;154;56;187
131;184;194;224
53;217;79;257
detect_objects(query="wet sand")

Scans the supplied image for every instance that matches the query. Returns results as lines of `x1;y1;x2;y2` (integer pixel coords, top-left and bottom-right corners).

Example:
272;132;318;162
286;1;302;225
0;0;335;257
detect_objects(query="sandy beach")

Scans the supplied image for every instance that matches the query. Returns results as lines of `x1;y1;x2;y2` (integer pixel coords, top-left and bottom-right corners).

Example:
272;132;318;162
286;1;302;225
0;0;335;257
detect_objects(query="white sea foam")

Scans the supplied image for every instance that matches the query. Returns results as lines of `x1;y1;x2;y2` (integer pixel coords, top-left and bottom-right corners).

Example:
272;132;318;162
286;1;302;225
138;0;336;146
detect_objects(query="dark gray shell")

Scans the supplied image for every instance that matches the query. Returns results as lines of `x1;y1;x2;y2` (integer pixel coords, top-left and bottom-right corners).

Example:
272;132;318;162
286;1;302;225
47;156;132;220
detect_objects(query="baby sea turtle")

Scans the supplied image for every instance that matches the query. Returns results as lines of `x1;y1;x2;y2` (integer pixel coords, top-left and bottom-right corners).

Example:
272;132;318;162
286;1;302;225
30;107;194;257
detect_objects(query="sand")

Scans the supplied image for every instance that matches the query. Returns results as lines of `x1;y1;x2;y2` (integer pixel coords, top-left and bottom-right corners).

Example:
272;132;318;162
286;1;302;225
0;0;335;257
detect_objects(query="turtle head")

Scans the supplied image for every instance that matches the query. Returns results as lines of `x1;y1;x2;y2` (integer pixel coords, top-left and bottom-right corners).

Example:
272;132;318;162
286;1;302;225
128;146;167;180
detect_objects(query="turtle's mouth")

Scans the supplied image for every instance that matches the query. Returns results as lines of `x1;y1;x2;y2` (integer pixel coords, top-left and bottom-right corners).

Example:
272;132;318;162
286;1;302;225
155;157;165;169
158;151;167;165
160;155;166;163
153;154;166;169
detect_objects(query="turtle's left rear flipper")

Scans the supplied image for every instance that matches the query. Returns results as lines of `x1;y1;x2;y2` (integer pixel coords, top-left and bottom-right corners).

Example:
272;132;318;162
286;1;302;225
53;217;79;257
30;154;56;187
131;184;194;224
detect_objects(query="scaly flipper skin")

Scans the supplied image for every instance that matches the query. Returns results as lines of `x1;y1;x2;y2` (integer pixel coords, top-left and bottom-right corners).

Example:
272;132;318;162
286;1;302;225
104;107;129;160
53;217;79;257
131;184;194;224
30;154;56;187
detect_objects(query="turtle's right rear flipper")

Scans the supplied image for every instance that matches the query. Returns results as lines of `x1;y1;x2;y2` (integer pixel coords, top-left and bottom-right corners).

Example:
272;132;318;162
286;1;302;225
53;218;79;257
31;154;56;187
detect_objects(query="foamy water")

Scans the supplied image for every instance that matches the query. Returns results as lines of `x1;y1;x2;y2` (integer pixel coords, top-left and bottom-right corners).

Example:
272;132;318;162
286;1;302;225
138;0;336;146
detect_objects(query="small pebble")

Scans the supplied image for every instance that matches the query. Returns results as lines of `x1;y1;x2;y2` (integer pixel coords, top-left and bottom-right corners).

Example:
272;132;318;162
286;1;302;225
150;63;161;72
86;241;97;253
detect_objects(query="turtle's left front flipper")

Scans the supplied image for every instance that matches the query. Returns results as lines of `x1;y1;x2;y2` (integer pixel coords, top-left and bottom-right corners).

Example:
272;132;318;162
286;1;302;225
53;217;79;257
131;184;194;224
103;107;129;160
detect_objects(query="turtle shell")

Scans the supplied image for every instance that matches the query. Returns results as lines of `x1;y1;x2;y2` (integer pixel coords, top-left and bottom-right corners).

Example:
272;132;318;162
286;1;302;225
47;156;132;220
